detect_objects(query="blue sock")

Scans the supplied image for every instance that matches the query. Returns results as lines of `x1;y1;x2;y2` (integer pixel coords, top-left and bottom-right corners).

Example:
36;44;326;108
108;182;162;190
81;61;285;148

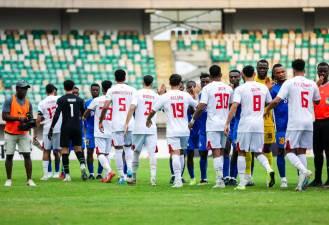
277;152;286;178
48;160;52;173
87;161;94;175
223;155;230;177
97;161;103;175
199;151;208;180
55;158;60;173
169;156;174;176
123;159;127;175
230;148;238;178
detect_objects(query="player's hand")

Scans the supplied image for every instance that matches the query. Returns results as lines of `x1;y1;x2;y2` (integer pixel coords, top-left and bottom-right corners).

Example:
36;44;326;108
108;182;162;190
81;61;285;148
317;75;324;87
188;121;194;130
158;84;167;95
47;128;53;140
99;122;104;133
146;119;152;128
224;124;230;137
263;109;270;118
124;123;129;135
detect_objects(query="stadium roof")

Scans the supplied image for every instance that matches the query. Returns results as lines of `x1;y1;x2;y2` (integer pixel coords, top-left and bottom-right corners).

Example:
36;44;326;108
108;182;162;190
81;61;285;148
0;0;328;9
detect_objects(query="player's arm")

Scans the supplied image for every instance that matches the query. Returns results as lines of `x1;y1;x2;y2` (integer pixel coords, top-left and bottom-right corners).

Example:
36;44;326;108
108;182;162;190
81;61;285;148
2;98;27;122
125;104;136;133
146;110;156;128
82;109;92;120
264;96;281;116
224;102;239;136
188;103;206;129
48;99;62;139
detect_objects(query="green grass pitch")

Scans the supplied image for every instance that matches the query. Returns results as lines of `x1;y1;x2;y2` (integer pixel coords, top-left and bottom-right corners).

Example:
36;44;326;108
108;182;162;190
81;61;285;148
0;158;328;225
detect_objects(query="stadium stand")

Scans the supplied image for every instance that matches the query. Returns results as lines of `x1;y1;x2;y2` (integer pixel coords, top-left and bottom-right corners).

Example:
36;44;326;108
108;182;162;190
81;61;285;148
171;29;329;79
0;30;156;109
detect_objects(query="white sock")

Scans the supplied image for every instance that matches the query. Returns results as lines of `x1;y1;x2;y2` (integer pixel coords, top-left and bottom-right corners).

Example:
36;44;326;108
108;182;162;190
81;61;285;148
237;156;246;186
256;154;273;173
180;154;185;173
123;146;133;172
42;160;49;177
98;154;111;175
132;151;140;178
297;154;307;168
172;154;182;184
286;152;307;174
115;149;124;176
149;149;157;180
213;156;223;182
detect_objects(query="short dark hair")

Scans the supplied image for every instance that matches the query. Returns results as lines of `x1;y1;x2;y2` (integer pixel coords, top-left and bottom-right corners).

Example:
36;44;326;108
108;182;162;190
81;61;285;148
101;80;112;92
242;65;255;78
209;65;221;78
292;59;305;71
143;75;154;86
187;80;196;87
317;62;329;68
115;69;126;82
229;69;240;74
257;59;269;66
200;73;210;79
45;83;56;94
271;63;283;79
90;83;100;89
64;80;75;91
169;74;182;86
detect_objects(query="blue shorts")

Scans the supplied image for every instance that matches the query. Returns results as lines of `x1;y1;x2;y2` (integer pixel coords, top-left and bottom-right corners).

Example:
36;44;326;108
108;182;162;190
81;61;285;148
85;136;95;149
187;134;207;152
276;131;286;149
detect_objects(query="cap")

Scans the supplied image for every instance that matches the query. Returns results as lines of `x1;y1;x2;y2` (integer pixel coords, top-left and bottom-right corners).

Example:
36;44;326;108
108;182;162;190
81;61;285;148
16;80;30;88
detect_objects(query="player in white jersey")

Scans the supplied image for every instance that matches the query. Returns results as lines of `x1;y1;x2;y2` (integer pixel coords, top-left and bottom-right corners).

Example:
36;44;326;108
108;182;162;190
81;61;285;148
35;84;62;180
224;65;275;190
124;75;158;186
147;74;198;188
83;80;116;183
266;59;321;191
189;65;233;188
99;69;136;184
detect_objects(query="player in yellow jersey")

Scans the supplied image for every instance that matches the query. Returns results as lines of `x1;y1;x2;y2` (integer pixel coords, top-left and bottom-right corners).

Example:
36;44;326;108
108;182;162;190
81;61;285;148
245;59;275;186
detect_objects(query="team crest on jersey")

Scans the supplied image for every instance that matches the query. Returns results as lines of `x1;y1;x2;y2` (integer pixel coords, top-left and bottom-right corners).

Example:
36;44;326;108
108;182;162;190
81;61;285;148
279;137;285;145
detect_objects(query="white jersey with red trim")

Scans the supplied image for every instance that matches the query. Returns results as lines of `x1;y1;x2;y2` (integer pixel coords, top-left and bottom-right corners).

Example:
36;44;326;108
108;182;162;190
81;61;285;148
277;76;320;131
131;88;158;134
152;90;197;137
233;81;272;133
88;95;112;138
38;95;62;134
200;81;233;131
105;83;136;132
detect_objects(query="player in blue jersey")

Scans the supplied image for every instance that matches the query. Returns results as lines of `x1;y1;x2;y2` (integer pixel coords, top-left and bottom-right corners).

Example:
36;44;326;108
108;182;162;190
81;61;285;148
223;70;241;186
84;83;103;179
270;64;288;188
186;73;210;185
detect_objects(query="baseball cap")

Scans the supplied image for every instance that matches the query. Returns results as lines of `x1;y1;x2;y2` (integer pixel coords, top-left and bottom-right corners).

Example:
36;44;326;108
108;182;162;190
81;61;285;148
16;80;30;88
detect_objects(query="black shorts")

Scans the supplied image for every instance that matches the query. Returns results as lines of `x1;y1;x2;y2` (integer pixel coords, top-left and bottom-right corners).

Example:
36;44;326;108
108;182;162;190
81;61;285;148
314;119;329;151
60;127;82;148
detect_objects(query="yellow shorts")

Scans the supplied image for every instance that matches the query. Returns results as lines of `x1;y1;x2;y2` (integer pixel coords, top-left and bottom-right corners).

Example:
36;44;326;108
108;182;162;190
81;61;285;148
264;126;275;144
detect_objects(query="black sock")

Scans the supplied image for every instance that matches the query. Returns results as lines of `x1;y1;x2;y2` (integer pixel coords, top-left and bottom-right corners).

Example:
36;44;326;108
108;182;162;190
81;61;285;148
62;154;70;175
75;151;86;166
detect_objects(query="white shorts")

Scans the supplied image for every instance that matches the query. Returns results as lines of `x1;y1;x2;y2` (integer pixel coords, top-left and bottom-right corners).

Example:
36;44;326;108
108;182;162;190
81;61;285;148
237;132;264;152
206;131;226;149
285;130;313;149
4;133;31;155
112;131;132;147
43;133;60;150
167;136;189;152
95;137;112;155
132;134;157;152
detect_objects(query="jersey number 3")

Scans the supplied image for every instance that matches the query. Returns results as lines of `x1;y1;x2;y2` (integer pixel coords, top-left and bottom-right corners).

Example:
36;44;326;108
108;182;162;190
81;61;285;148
253;95;261;111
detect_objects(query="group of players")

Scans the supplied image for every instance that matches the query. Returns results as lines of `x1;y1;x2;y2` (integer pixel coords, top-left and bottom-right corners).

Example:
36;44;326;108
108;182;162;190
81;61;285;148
35;58;326;191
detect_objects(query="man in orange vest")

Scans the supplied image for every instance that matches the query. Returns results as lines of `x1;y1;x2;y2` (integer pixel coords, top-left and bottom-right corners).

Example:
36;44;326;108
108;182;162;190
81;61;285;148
310;62;329;187
2;80;36;187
